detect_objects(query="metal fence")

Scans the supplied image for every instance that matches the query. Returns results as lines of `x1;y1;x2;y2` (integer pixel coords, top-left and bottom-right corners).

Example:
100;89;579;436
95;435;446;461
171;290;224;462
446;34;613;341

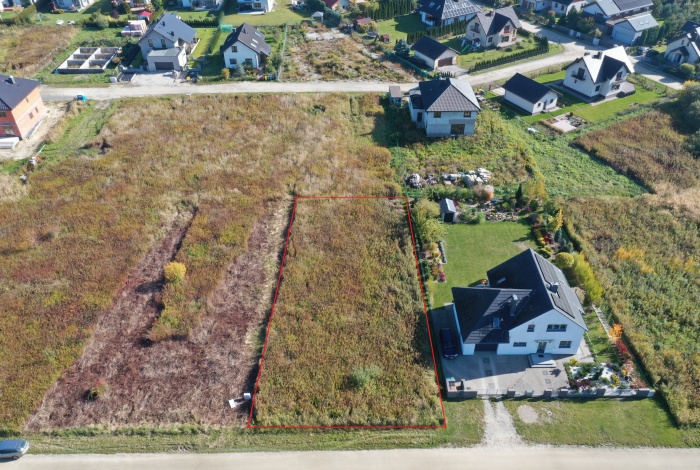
446;381;655;399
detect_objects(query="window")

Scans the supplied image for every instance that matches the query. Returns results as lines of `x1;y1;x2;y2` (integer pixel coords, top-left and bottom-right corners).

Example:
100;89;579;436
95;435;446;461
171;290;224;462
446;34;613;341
546;324;567;332
231;45;238;52
487;36;493;43
527;324;535;332
148;39;153;47
1;125;15;136
615;71;623;80
559;341;573;348
450;123;466;135
0;111;5;117
253;1;261;8
229;58;237;65
245;58;253;65
161;39;166;48
595;85;601;92
513;342;527;347
549;98;554;104
463;111;472;117
35;107;39;113
433;111;442;118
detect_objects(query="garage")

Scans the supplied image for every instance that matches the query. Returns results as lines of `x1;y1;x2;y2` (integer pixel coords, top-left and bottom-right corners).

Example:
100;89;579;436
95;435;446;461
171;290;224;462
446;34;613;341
475;343;498;352
145;47;188;72
437;56;454;67
154;61;173;71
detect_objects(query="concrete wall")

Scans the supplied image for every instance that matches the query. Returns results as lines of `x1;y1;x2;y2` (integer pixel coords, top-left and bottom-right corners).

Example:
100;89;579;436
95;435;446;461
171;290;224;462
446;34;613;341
223;42;263;69
496;309;586;355
0;87;45;140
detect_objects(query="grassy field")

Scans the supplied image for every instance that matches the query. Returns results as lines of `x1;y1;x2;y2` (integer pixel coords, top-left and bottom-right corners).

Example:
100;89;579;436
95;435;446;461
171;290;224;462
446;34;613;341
431;222;536;307
582;311;618;364
223;0;308;26
376;14;426;42
574;85;668;123
254;197;442;427
0;93;400;432
505;398;700;447
0;25;77;78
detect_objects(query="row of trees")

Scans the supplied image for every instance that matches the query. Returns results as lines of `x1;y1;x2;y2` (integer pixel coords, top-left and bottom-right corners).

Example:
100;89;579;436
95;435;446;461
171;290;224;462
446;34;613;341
360;0;416;22
556;7;671;45
470;37;549;72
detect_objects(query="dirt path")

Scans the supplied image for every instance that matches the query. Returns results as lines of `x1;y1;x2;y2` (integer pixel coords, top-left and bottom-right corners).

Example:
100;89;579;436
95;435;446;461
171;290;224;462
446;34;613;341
25;198;291;429
481;399;524;448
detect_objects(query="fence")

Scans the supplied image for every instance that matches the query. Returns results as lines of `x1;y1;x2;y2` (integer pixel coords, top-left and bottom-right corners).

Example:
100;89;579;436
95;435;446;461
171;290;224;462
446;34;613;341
446;381;656;399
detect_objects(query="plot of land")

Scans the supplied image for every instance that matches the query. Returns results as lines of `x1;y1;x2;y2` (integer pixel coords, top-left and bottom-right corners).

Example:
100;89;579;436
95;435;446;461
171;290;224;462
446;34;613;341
252;197;443;427
0;25;77;78
224;0;308;26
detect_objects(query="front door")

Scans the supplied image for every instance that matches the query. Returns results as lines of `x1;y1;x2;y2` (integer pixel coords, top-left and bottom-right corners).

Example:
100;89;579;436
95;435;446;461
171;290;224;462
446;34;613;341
537;341;547;353
417;112;423;123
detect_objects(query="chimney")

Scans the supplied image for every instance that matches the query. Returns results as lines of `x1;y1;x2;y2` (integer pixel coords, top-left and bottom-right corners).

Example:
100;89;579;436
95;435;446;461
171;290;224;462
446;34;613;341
548;282;559;294
584;51;591;56
9;75;15;84
509;294;518;316
594;51;603;59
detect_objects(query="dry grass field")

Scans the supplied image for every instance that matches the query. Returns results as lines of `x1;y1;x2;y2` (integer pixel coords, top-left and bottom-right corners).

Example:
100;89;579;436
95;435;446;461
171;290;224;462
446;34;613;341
252;197;442;427
0;26;77;78
0;93;398;432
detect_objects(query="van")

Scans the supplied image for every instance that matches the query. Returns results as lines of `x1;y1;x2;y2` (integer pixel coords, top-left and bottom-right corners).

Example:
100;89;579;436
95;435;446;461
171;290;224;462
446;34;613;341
440;328;458;359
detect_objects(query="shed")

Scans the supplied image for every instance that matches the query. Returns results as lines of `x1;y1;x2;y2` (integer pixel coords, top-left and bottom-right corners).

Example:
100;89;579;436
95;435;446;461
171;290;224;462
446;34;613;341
502;73;558;115
388;85;402;105
439;198;457;223
410;36;458;71
380;33;390;43
138;10;152;22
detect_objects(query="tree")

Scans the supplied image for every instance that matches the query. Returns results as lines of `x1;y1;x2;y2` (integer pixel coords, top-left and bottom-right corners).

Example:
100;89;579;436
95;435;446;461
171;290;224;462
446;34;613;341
677;82;700;132
547;208;564;233
515;183;523;203
95;14;110;28
151;0;163;11
164;261;187;284
394;38;410;58
417;217;446;245
555;252;575;269
120;0;131;15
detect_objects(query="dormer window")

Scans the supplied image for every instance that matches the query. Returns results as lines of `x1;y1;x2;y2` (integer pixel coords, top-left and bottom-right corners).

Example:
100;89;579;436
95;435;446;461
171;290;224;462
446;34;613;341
232;45;238;52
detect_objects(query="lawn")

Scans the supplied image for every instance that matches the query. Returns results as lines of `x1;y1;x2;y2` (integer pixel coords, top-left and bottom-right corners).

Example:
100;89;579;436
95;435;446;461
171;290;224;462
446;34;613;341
36;0;130;25
223;0;308;26
446;36;563;72
431;221;536;307
376;13;426;42
574;84;668;123
253;197;442;427
582;311;618;364
170;8;219;21
189;27;226;80
504;398;700;447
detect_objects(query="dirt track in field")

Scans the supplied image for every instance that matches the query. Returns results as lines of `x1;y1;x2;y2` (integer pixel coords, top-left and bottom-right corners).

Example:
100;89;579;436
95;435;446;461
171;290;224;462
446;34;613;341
25;198;290;430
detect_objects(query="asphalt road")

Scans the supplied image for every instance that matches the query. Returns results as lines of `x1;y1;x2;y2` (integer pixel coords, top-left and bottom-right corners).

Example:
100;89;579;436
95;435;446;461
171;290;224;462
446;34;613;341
9;447;700;470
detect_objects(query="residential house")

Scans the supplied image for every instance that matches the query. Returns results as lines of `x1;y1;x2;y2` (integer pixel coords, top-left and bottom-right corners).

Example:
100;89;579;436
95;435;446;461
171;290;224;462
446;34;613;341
463;7;521;49
664;21;700;65
0;75;46;140
220;23;271;70
563;46;634;100
408;78;481;137
55;0;94;10
417;0;482;27
138;13;198;71
237;0;274;13
410;36;458;71
583;0;654;34
439;198;457;223
388;85;402;106
502;73;558;115
129;0;151;7
519;0;551;13
323;0;364;10
449;249;588;355
610;13;658;45
549;0;586;15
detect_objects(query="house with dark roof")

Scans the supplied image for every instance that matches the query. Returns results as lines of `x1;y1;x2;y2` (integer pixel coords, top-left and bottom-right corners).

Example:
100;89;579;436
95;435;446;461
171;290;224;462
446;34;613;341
55;0;93;11
138;13;198;72
549;0;587;15
408;78;481;137
439;198;457;223
417;0;482;27
563;46;635;100
449;249;588;355
221;23;272;70
0;75;46;140
237;0;274;13
583;0;654;33
463;7;521;49
410;36;458;71
664;21;700;65
611;13;658;45
502;73;558;115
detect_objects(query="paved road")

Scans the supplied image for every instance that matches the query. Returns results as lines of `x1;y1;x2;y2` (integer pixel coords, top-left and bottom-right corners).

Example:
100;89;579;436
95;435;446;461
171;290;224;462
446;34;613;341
10;448;700;470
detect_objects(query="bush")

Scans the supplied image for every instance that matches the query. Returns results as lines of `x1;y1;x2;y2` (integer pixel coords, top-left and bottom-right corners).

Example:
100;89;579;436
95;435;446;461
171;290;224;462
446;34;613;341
416;217;446;245
164;261;187;284
572;252;603;303
93;14;110;29
414;199;440;220
86;379;109;400
120;0;131;15
221;68;230;80
679;63;695;77
556;252;575;268
349;365;381;388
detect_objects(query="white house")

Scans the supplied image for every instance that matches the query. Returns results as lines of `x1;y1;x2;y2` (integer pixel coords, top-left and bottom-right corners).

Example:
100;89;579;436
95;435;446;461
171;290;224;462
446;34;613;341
502;73;558;115
410;36;458;71
664;21;700;65
549;0;586;15
237;0;274;13
138;13;198;71
583;0;654;32
449;249;588;355
563;46;635;100
220;23;271;70
610;13;658;45
417;0;482;26
55;0;94;10
408;78;481;137
463;7;521;49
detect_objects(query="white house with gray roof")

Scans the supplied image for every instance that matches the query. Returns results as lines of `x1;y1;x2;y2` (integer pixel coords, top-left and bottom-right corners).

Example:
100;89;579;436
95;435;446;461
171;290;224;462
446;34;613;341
408;78;481;137
139;13;198;71
463;6;521;49
417;0;482;26
664;21;700;65
450;249;587;355
563;46;634;100
411;36;458;70
220;23;271;70
610;13;658;45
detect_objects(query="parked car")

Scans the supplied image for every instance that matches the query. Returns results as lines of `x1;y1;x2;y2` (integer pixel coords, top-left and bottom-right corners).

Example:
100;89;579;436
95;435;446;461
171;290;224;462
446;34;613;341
0;440;29;460
646;49;660;58
440;328;458;359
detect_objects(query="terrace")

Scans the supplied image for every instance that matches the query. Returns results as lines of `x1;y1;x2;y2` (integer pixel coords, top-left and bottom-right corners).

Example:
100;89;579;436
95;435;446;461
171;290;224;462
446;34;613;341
56;46;119;73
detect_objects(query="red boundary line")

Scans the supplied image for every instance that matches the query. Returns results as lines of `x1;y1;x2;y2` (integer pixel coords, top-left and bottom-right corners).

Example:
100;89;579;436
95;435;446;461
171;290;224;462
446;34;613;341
247;195;446;429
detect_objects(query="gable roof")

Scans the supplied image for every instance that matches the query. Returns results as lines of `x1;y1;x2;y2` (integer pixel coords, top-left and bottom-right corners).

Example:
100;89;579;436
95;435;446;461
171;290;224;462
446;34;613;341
502;73;554;103
567;46;634;82
586;0;652;16
469;6;521;35
141;13;197;45
612;0;653;12
552;0;585;6
486;249;587;331
681;20;700;35
615;13;658;32
411;36;458;60
439;198;456;214
416;78;481;112
417;0;482;21
586;0;620;16
0;74;40;112
323;0;339;7
220;23;272;56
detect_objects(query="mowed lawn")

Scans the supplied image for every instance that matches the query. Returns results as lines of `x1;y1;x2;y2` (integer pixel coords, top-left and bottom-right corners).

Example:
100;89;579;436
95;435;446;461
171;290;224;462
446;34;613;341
253;197;442;427
224;0;308;26
431;221;536;307
376;14;426;42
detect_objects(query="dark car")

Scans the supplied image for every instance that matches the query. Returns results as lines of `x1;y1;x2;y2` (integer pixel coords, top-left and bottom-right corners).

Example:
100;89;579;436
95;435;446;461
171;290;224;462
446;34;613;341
0;440;29;460
440;328;458;359
646;49;660;58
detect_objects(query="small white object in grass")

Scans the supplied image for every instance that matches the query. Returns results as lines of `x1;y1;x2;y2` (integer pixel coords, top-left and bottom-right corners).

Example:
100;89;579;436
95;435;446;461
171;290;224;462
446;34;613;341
229;399;238;408
244;392;252;401
527;127;538;133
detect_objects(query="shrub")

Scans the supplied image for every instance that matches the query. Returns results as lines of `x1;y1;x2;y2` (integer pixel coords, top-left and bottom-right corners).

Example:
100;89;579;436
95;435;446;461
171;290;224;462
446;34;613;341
164;261;186;284
86;379;109;400
349;365;381;389
680;63;695;77
120;1;131;15
572;252;603;303
221;68;230;80
94;14;110;28
414;198;441;220
555;252;575;268
416;217;446;245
